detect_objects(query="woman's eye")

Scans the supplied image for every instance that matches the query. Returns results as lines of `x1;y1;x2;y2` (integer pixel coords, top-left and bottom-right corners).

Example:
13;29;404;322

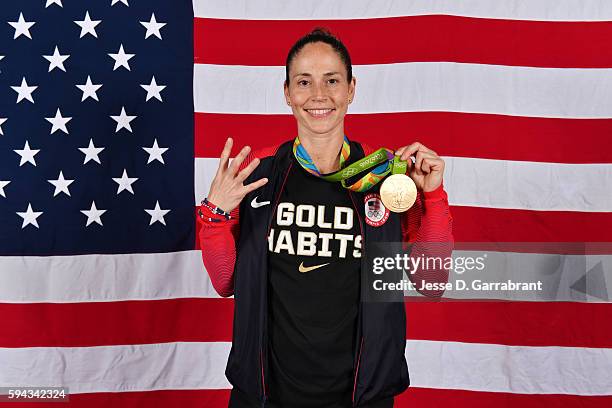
328;79;338;84
298;80;309;86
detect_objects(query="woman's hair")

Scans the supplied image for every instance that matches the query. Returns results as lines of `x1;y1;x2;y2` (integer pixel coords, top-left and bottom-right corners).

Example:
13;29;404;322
285;27;352;85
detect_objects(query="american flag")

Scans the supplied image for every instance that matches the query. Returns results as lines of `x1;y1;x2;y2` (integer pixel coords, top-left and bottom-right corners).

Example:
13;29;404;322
2;0;612;407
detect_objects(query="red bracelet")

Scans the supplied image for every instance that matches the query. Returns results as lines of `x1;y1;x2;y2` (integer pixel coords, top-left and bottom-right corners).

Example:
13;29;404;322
199;198;232;221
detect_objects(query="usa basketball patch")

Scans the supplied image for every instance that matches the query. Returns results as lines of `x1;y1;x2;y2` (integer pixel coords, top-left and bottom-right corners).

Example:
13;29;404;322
364;193;390;227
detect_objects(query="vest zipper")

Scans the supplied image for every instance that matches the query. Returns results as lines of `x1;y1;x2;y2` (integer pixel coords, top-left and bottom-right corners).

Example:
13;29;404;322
348;190;366;407
260;349;267;407
352;336;364;406
261;161;293;406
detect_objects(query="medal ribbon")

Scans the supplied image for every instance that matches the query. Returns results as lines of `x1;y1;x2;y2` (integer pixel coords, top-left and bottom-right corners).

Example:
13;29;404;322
292;135;407;192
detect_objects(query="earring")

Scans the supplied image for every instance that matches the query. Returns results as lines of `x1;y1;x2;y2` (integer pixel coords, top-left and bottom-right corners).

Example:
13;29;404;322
287;101;291;106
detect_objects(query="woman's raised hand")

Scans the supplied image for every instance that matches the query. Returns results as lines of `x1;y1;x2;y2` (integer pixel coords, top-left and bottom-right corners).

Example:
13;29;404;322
207;138;269;213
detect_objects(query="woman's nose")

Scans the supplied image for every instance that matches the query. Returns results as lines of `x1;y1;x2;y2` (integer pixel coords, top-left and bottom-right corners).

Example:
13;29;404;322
312;81;327;99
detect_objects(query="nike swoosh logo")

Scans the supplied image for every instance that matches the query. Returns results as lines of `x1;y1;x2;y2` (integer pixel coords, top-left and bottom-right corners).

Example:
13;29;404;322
251;196;271;208
298;261;330;273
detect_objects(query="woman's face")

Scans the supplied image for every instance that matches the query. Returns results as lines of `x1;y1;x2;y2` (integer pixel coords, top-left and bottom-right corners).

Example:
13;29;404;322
284;42;356;137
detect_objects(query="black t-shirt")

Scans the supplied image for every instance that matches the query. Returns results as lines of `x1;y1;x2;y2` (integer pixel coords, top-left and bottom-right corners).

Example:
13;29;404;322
266;154;362;407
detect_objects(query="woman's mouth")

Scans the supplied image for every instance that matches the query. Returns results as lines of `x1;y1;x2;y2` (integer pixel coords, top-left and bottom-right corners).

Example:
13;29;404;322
304;108;334;118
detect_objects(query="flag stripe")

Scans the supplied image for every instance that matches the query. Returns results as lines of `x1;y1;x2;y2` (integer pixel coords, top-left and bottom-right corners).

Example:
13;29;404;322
396;387;612;408
195;112;612;164
2;390;231;408
3;249;609;303
194;16;612;68
450;206;612;243
0;298;233;347
194;157;612;212
193;63;612;118
405;339;612;395
0;251;218;303
7;388;612;408
193;0;612;21
0;342;232;394
2;340;610;395
2;300;612;348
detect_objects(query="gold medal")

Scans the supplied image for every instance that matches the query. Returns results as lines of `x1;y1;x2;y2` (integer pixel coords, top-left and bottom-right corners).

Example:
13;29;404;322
380;174;417;212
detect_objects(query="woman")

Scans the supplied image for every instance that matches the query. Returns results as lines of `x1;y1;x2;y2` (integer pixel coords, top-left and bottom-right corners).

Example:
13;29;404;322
199;28;453;408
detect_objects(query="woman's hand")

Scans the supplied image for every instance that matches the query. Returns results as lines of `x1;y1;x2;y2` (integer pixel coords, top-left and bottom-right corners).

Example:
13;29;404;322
394;142;444;193
207;138;268;213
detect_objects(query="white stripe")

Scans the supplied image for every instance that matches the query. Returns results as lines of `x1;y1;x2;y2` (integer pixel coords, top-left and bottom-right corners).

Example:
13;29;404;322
1;340;611;395
406;340;612;395
443;157;612;212
193;0;612;21
194;63;612;119
195;157;612;212
1;249;610;303
0;342;231;393
0;251;222;303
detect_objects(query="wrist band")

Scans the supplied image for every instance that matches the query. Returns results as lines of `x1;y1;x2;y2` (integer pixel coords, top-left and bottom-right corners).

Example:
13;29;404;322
199;197;232;221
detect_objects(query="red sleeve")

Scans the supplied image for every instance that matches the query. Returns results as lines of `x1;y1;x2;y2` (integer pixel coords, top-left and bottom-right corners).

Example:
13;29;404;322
361;141;454;298
197;148;260;297
402;184;454;298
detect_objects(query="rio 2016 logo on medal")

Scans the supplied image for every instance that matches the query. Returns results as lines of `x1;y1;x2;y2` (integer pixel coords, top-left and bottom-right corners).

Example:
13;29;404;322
364;193;390;227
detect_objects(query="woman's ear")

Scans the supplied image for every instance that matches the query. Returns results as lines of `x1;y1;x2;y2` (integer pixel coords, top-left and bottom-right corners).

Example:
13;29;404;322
349;76;357;102
284;81;291;105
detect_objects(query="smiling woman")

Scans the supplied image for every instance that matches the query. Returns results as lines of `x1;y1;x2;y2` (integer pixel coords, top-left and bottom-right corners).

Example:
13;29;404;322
199;27;454;408
283;29;356;174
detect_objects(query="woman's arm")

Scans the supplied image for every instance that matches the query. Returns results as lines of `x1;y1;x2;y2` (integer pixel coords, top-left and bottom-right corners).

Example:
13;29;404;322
360;141;454;297
198;147;260;297
402;183;454;298
197;204;241;297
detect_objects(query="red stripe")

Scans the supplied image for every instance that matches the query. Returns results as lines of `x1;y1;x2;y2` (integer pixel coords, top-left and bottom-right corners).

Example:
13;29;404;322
6;388;612;407
194;16;612;68
405;299;612;348
451;206;612;243
195;202;612;250
396;387;612;408
194;112;612;164
2;298;611;348
0;298;233;348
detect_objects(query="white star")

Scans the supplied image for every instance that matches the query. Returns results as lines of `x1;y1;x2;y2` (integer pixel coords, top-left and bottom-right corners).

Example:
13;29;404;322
112;169;138;194
143;139;168;164
43;46;69;72
81;201;106;227
140;76;166;102
17;203;43;229
145;201;170;225
11;77;37;104
76;75;102;101
0;180;10;198
108;44;134;71
79;139;105;164
110;106;136;132
45;108;72;134
47;171;74;197
140;13;166;39
14;141;40;167
74;11;101;38
45;0;63;8
0;118;7;135
111;0;129;6
8;13;36;40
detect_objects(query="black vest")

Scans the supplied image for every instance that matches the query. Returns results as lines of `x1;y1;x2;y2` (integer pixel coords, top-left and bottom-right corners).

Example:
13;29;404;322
227;140;410;407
